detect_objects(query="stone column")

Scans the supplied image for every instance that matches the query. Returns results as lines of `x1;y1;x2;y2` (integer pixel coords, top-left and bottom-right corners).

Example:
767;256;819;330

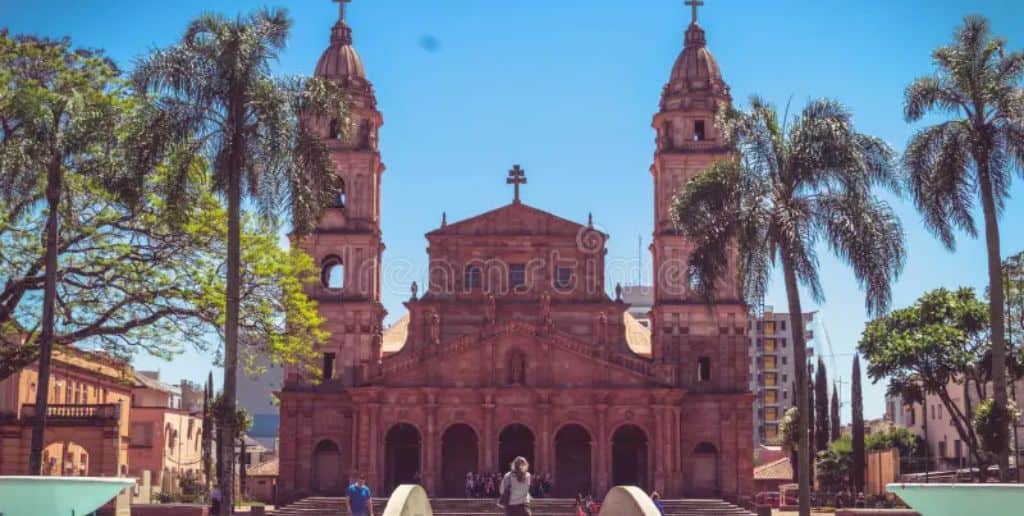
596;402;609;493
540;394;552;474
425;392;438;495
482;391;495;471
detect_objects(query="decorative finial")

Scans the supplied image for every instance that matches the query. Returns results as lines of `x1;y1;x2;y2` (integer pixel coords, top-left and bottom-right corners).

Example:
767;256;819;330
685;0;704;25
587;212;594;228
615;282;623;302
330;0;353;45
506;164;527;204
410;281;418;301
441;211;447;228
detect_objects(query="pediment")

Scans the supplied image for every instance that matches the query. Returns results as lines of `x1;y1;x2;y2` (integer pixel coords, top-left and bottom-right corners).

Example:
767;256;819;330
427;202;598;238
373;321;663;388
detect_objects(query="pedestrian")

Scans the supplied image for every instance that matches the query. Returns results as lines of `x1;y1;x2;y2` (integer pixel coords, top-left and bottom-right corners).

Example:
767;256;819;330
210;485;222;515
347;473;374;516
651;491;665;516
465;472;475;498
498;456;532;516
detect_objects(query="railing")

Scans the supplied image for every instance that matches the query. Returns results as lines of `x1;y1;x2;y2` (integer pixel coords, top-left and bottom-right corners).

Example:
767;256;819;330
20;403;120;422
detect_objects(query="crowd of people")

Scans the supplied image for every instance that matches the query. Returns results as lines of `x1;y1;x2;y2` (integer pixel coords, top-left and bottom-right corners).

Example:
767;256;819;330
463;471;553;498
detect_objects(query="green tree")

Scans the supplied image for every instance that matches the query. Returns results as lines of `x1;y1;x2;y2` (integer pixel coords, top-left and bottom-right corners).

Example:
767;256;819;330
860;288;993;479
816;358;830;451
202;372;214;491
865;425;921;458
130;10;346;512
831;383;841;443
974;398;1022;463
816;435;853;494
0;31;132;474
903;15;1024;479
779;405;801;483
851;354;865;494
672;97;904;516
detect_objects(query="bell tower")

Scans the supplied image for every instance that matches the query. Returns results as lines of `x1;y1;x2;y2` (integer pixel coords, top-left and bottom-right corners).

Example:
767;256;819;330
295;0;385;386
649;2;747;386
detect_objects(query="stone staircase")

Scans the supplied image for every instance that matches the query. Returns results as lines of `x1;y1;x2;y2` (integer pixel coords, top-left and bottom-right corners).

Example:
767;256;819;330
268;496;754;516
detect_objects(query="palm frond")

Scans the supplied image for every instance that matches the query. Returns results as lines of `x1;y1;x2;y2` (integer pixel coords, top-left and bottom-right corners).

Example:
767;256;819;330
902;120;975;249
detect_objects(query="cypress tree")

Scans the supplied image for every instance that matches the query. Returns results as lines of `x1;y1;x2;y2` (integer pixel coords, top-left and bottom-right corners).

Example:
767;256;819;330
830;383;841;442
203;372;214;489
815;358;830;451
852;354;866;493
807;366;815;475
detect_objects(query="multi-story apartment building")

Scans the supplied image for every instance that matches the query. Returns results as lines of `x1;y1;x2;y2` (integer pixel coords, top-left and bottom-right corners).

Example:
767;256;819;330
749;308;817;445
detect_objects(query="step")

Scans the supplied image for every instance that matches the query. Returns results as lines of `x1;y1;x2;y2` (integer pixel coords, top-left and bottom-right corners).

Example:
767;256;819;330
268;496;754;516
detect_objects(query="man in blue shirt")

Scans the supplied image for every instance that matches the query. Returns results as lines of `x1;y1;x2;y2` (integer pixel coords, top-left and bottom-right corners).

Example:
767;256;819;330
347;474;373;516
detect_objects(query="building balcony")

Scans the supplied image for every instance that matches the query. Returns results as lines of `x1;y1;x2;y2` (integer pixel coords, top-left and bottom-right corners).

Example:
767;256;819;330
19;403;121;426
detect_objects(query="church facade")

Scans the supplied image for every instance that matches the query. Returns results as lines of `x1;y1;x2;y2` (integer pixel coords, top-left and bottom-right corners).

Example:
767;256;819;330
277;2;753;503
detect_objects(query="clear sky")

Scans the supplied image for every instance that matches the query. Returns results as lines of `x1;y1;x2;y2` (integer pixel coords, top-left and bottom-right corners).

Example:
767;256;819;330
3;0;1023;421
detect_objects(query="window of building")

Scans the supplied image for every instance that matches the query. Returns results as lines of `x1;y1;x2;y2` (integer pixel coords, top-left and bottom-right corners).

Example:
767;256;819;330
321;256;345;290
766;407;779;421
954;439;962;460
697;357;711;382
509;264;527;291
781;338;787;348
765;423;779;440
187;420;195;440
464;265;482;290
937;404;943;420
782;374;788;383
783;390;788;400
765;390;778;404
764;373;778;386
130;423;154;447
938;440;947;458
328;118;342;139
780;320;786;331
782;356;788;365
507;350;527;385
693;120;706;141
554;266;573;290
762;356;777;369
322;352;336;381
908;407;916;426
764;339;776;353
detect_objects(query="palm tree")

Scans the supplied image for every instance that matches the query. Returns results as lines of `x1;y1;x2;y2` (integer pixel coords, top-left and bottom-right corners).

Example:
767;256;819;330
672;97;905;515
903;15;1024;479
130;9;346;514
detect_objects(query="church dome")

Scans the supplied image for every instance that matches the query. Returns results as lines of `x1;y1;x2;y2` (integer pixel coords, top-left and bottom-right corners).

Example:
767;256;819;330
670;24;722;87
662;21;730;107
315;19;366;80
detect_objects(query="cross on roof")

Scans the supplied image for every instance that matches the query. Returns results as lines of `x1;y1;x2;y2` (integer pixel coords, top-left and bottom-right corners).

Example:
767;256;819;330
333;0;351;21
685;0;704;24
506;165;527;204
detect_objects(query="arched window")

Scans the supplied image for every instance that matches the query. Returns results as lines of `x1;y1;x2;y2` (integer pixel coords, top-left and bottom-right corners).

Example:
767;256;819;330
464;265;482;290
328;118;341;140
697;356;711;382
507;350;527;385
321;256;345;290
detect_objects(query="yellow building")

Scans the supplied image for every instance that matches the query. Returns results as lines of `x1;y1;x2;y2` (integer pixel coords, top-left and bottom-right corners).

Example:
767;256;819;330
0;339;132;476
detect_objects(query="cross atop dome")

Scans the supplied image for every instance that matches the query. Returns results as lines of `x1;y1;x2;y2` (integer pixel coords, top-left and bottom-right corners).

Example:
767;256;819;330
685;0;704;25
506;164;527;204
333;0;351;21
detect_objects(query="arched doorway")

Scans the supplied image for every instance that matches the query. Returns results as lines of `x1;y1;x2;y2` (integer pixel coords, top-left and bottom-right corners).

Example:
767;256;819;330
497;424;535;473
611;425;647;488
441;424;479;497
43;441;90;477
312;440;342;493
385;423;422;494
691;442;720;496
554;424;592;497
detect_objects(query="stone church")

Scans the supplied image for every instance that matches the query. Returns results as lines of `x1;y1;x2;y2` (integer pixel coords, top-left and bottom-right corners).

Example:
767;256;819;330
277;1;753;503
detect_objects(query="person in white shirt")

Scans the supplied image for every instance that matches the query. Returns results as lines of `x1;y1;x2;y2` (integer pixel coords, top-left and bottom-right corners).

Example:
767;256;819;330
499;456;532;516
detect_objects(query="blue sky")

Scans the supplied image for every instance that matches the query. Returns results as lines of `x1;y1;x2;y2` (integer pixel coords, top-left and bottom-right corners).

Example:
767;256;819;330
4;0;1023;420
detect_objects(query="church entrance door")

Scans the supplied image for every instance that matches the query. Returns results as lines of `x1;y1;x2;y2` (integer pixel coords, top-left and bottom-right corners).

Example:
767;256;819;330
611;425;648;489
497;424;535;473
554;424;592;497
385;424;421;494
690;442;720;496
441;424;479;497
312;439;342;494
